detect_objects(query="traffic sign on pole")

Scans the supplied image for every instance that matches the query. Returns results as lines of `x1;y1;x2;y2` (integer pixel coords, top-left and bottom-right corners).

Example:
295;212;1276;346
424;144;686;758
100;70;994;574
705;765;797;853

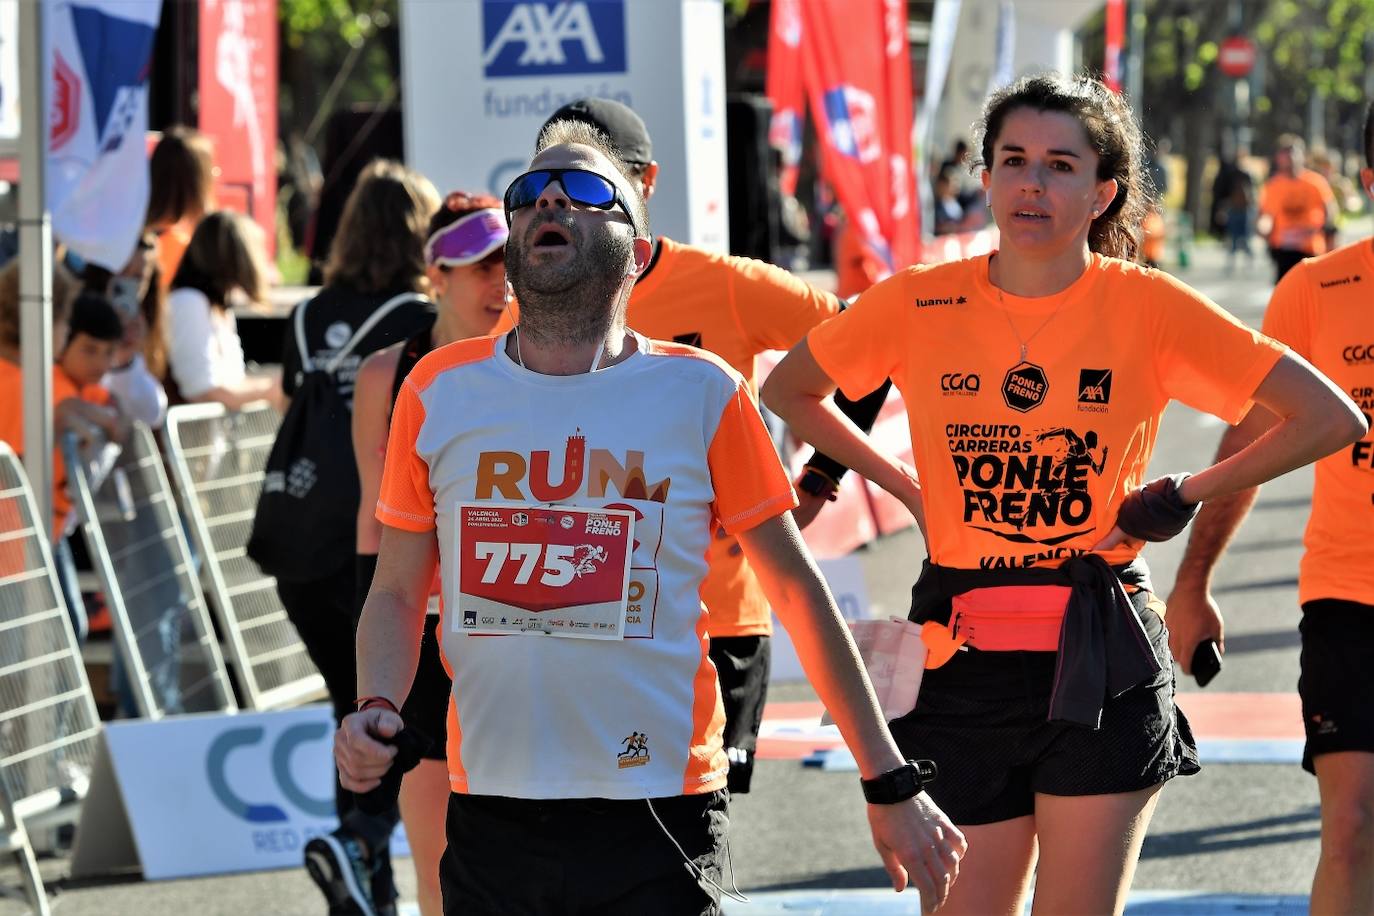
1218;35;1257;78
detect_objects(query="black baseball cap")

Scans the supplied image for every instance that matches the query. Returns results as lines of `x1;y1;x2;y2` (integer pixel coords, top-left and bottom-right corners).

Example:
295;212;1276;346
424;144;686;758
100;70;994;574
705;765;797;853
541;98;653;167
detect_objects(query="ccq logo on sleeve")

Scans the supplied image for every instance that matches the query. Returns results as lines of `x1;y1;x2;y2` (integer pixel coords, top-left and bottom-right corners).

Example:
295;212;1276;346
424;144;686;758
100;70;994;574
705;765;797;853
482;1;627;78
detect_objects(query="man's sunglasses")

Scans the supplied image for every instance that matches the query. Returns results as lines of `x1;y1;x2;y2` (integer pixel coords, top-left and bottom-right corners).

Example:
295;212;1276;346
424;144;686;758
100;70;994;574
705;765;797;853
503;168;640;236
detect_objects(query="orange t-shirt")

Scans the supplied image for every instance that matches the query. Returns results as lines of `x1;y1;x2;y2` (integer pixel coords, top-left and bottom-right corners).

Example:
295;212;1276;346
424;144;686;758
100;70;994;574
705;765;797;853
808;252;1286;572
1259;170;1334;255
0;360;112;538
1261;240;1374;606
627;236;840;636
155;219;196;290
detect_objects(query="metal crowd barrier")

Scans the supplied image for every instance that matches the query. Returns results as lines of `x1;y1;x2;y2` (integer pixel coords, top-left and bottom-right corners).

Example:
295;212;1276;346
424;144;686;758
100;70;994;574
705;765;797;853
0;443;102;916
162;403;324;710
63;426;236;719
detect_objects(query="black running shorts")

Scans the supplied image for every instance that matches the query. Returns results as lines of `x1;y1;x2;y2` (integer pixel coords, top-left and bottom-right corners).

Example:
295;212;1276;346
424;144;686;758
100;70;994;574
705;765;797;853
1299;599;1374;774
708;635;770;793
440;791;729;915
886;594;1200;825
400;614;450;761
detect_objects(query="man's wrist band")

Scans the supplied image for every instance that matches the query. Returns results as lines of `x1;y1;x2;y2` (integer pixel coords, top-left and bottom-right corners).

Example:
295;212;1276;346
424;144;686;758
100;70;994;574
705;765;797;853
355;695;399;715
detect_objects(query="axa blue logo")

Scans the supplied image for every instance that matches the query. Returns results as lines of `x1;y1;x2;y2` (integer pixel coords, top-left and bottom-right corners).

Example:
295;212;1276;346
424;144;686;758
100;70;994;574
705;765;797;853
482;1;627;78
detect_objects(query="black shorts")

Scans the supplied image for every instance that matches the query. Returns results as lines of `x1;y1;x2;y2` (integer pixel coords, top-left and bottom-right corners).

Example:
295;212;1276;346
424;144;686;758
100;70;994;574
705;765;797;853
400;614;450;761
708;635;770;793
1299;599;1374;774
887;595;1199;825
439;791;729;916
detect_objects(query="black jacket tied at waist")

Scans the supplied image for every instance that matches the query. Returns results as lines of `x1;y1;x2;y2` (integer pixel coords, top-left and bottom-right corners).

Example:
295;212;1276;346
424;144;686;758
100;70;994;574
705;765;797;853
909;555;1162;730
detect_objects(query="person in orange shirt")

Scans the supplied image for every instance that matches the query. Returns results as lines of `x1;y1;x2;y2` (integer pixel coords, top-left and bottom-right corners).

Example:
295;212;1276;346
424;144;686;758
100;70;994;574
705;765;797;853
1169;100;1374;915
536;99;891;794
1257;134;1338;283
144;126;216;290
764;73;1365;916
0;265;125;538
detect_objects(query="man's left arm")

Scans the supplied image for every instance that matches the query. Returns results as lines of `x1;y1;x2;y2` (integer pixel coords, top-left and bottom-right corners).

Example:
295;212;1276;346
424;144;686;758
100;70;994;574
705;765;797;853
735;513;964;910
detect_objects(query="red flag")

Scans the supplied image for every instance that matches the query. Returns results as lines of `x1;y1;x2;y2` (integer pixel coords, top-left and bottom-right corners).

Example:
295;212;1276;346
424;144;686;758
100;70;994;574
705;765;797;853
798;0;918;276
765;0;806;198
1105;0;1125;92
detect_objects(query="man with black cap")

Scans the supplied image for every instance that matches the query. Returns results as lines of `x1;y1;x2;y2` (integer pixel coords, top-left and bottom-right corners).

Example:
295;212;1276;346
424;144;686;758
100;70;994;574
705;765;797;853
537;98;891;795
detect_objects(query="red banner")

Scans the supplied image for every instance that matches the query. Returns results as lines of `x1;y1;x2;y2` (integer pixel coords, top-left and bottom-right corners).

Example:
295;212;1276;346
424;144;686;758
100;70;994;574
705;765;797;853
765;0;805;198
769;0;919;279
1104;0;1125;92
199;0;278;255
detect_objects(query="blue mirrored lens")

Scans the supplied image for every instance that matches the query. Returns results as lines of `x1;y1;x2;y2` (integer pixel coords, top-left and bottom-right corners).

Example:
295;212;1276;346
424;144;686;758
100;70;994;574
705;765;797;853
559;171;617;207
505;171;553;211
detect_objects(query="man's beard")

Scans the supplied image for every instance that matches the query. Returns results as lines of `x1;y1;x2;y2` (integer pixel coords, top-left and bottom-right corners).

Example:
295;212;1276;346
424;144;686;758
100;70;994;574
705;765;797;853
506;212;635;347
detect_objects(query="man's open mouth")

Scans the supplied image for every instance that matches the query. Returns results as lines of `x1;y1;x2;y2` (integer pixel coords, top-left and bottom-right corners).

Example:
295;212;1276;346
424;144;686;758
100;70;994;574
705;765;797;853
533;224;572;247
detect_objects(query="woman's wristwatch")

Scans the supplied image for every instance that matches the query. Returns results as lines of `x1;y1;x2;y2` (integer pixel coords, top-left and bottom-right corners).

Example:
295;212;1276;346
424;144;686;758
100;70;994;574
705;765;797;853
860;759;939;804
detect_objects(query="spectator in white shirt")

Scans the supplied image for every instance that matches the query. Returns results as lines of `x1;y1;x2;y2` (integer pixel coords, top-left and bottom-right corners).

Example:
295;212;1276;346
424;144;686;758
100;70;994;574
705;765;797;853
164;212;279;409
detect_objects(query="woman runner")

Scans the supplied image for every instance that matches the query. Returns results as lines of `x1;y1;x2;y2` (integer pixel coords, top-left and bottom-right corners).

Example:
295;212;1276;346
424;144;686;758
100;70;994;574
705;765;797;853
763;73;1366;915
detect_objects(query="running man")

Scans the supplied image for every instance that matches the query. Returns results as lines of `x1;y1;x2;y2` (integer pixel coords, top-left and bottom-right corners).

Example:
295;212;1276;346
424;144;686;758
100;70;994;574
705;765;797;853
334;127;964;915
535;98;891;793
1169;100;1374;915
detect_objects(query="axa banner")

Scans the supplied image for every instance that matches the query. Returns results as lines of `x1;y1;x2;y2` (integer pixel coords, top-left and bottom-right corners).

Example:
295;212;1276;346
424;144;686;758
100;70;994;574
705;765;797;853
783;0;919;277
88;707;339;880
44;0;161;271
401;0;729;251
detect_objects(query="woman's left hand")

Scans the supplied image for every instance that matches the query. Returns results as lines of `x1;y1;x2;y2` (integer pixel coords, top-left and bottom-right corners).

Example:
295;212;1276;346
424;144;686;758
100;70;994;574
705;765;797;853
1092;526;1146;552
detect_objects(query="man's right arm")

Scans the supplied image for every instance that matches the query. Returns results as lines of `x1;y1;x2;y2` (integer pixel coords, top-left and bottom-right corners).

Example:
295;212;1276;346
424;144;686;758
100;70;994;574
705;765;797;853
335;523;437;791
1167;405;1276;672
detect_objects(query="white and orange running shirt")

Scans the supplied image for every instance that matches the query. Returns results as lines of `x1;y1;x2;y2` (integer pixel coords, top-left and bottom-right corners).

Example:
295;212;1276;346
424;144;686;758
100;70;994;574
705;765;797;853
1261;240;1374;607
809;253;1286;572
377;332;796;799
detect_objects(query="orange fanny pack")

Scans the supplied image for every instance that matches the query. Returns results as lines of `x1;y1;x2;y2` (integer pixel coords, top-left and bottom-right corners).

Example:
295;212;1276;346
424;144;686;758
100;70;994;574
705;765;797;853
950;585;1073;652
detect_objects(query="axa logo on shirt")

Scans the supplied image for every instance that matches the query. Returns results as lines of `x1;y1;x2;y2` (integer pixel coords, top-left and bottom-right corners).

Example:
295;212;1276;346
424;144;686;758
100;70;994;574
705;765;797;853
482;1;627;78
1077;368;1112;412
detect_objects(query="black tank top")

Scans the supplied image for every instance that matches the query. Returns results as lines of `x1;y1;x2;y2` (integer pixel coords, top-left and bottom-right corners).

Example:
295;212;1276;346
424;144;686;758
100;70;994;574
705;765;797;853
389;326;433;419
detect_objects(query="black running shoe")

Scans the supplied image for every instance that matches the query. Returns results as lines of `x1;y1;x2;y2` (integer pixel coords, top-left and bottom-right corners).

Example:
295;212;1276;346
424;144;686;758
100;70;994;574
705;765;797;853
304;829;377;916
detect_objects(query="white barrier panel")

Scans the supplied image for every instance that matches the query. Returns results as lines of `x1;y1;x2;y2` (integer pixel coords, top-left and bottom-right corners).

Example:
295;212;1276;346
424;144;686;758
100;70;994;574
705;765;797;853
71;706;339;880
770;554;871;683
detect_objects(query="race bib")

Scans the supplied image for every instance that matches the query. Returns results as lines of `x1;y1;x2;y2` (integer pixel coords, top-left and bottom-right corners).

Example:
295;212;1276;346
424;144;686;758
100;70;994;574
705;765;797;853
454;503;635;640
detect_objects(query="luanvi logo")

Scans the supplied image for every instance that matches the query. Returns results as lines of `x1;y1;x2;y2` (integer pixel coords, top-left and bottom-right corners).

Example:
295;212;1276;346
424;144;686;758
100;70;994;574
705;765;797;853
1077;368;1112;411
673;332;703;347
914;295;968;308
1319;274;1362;289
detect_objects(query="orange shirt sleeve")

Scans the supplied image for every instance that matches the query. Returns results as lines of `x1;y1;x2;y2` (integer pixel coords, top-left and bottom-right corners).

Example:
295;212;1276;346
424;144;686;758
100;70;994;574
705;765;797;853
806;270;910;401
1147;270;1286;424
730;257;840;354
376;378;436;532
1259;262;1314;359
707;382;797;534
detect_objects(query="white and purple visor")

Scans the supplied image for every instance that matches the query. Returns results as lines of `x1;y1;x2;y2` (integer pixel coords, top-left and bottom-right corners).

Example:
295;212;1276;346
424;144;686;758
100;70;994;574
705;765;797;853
424;208;508;267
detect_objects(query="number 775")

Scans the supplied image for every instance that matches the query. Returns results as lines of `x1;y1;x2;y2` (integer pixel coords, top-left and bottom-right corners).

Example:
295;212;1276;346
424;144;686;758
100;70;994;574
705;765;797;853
474;541;576;586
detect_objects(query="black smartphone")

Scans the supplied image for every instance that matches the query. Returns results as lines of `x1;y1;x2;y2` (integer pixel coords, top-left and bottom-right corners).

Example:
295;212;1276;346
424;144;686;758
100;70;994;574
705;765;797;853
1191;639;1223;688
